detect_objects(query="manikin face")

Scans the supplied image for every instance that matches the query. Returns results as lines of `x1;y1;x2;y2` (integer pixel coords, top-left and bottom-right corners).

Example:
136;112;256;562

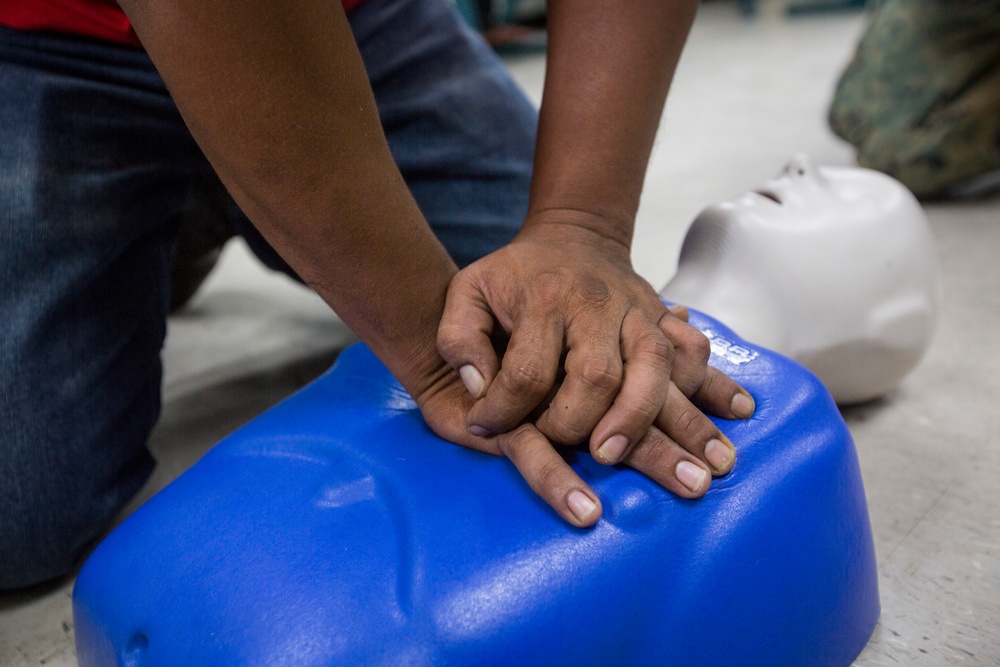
662;154;942;404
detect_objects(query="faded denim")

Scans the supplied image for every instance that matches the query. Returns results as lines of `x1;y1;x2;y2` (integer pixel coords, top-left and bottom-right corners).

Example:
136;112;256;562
0;0;536;589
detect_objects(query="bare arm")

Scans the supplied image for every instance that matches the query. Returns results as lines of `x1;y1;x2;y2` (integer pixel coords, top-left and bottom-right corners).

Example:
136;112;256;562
119;0;454;397
120;0;752;526
118;0;616;526
438;0;755;511
530;0;699;237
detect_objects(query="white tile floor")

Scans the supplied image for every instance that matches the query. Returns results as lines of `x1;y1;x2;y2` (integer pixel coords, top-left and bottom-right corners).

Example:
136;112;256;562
3;2;999;664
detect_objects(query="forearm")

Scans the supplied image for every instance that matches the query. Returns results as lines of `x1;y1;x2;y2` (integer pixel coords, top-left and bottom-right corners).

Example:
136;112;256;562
119;0;456;394
527;0;700;245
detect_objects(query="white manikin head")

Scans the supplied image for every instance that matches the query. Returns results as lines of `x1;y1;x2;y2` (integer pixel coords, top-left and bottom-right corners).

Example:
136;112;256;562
661;154;943;404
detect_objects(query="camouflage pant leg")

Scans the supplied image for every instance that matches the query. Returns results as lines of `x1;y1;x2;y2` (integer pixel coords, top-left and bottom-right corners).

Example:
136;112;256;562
829;0;1000;199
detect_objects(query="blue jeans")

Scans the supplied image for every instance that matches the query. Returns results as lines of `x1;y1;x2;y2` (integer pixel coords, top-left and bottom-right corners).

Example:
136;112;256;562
0;0;536;590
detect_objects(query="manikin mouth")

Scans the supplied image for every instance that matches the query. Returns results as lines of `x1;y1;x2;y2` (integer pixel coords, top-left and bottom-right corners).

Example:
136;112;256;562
753;189;783;204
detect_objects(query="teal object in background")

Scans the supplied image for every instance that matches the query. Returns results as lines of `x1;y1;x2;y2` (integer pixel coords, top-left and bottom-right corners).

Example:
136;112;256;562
453;0;484;30
73;308;879;666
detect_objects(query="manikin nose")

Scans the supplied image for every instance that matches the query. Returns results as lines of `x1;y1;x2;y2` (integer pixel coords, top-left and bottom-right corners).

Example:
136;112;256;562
755;154;825;204
783;153;818;179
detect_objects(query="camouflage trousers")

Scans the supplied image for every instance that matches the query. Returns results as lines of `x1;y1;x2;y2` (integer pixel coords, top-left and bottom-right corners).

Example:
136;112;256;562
829;0;1000;199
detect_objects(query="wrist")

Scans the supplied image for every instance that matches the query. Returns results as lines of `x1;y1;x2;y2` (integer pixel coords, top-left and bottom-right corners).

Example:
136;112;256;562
518;207;634;257
346;260;458;402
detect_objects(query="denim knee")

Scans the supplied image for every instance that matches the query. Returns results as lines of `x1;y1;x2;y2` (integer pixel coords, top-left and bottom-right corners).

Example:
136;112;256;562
0;23;211;591
0;424;156;590
0;318;162;590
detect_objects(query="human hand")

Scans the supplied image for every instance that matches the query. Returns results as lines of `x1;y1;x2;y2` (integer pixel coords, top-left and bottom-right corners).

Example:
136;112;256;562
433;213;756;524
414;359;752;529
414;364;609;527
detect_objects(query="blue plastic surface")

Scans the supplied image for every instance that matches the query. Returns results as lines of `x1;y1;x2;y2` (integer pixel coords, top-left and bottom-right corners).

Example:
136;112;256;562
73;310;879;666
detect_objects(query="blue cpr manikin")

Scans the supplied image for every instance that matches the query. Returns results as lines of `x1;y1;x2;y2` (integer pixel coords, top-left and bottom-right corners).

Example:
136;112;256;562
73;308;879;666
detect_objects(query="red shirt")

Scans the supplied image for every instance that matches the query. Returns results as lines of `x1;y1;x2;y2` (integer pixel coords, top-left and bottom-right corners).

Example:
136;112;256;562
0;0;367;48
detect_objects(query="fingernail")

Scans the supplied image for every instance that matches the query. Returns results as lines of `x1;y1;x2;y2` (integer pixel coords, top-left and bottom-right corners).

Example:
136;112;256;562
469;424;490;437
676;460;709;494
704;437;735;474
597;434;630;464
567;490;599;523
731;392;756;419
459;365;485;398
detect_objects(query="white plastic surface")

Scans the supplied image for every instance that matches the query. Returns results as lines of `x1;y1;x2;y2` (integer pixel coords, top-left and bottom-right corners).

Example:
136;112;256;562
661;155;942;404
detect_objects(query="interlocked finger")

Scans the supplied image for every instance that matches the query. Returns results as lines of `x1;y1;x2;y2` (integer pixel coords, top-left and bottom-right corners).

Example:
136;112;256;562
589;310;673;465
657;311;712;397
497;424;603;527
657;382;737;476
622;425;713;499
466;310;563;436
659;305;756;420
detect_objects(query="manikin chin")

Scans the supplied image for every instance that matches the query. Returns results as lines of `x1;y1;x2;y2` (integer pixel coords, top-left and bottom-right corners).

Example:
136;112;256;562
661;154;943;405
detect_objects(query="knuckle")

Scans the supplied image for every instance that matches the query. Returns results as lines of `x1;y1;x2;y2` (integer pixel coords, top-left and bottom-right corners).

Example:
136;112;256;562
679;328;712;364
697;368;724;397
626;392;662;425
541;414;589;446
628;429;669;465
446;269;476;298
576;355;622;395
535;458;567;492
635;327;674;366
436;324;467;358
503;362;552;398
671;406;703;441
498;424;536;460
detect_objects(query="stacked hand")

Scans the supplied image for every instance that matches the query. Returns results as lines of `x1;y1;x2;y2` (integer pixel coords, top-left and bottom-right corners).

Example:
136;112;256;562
414;215;756;527
119;0;729;530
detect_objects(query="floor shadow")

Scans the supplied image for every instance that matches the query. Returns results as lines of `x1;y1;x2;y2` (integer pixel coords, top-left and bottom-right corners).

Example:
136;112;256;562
839;392;895;425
